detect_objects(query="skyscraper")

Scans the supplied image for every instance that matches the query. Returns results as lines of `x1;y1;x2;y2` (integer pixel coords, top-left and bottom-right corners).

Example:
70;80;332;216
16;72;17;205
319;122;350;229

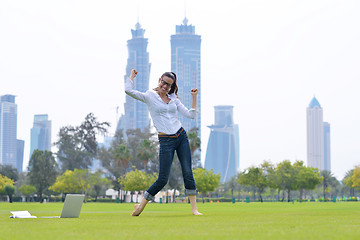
205;106;240;183
118;22;151;133
0;95;24;171
323;122;331;171
171;18;201;137
306;97;331;171
16;139;24;173
30;114;52;159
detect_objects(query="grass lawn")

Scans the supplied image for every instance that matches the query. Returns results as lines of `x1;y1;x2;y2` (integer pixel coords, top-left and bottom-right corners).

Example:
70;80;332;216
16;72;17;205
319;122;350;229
1;201;359;239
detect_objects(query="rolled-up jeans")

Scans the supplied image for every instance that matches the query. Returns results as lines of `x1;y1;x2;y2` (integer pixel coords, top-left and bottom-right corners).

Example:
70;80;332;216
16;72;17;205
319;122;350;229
144;127;197;201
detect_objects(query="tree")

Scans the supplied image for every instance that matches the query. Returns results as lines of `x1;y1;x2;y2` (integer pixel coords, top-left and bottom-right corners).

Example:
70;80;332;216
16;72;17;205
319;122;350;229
193;168;221;203
97;145;124;201
113;144;131;202
50;170;82;195
343;169;355;197
90;171;110;201
275;160;297;202
119;169;157;202
78;113;110;156
4;185;15;203
238;166;267;202
188;128;201;169
136;139;156;172
320;170;338;200
73;169;92;201
351;165;360;190
294;161;322;202
0;174;15;201
50;169;104;201
18;184;37;202
260;161;276;190
28;150;58;203
0;164;18;181
225;175;239;200
55;126;90;171
113;144;131;169
55;113;109;172
97;129;129;202
126;128;157;170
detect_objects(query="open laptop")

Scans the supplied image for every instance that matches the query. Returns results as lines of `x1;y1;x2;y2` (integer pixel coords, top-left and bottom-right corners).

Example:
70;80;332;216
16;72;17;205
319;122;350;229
40;194;85;218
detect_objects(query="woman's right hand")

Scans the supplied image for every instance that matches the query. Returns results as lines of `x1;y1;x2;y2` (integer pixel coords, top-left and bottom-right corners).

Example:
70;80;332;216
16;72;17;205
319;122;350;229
130;69;138;80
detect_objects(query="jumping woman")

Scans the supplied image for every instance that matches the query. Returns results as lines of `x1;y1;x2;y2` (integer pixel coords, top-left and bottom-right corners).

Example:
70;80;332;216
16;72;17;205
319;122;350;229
125;69;202;216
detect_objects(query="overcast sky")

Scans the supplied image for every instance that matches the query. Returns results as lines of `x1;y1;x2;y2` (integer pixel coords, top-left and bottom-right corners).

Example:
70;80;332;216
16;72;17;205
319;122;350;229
1;0;359;180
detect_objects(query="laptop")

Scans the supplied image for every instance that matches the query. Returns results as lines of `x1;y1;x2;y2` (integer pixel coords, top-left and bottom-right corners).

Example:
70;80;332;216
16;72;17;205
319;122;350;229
40;194;85;218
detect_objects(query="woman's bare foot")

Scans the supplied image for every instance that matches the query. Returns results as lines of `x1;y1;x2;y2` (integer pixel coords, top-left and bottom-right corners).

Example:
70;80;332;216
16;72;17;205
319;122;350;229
131;204;143;216
131;198;149;216
192;211;203;216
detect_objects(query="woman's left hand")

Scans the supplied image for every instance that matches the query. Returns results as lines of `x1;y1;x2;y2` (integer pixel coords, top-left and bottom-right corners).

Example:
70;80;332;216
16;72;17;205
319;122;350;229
130;69;138;80
191;88;199;96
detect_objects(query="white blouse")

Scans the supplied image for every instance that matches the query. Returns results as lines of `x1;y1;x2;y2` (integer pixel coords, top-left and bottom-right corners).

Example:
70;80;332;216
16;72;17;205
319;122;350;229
125;77;197;135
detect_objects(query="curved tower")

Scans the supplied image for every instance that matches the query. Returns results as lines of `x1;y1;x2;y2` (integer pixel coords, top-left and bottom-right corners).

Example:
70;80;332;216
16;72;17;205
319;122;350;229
205;106;239;183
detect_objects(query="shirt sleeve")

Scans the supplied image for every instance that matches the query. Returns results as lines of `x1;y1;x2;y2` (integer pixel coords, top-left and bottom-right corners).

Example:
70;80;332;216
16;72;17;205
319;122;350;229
124;77;147;103
175;99;197;119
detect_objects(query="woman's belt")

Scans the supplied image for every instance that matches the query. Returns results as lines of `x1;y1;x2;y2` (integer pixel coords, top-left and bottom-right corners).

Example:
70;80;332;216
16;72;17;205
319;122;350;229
158;127;184;138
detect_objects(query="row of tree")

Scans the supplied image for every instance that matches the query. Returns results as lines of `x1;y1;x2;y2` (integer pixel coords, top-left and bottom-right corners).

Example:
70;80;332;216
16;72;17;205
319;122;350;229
228;162;360;202
238;160;322;202
185;162;360;204
0;113;202;203
1;112;359;203
2;160;360;203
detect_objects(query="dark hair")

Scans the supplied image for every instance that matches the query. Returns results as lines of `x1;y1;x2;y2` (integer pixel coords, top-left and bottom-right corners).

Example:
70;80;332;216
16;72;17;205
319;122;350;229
161;72;178;96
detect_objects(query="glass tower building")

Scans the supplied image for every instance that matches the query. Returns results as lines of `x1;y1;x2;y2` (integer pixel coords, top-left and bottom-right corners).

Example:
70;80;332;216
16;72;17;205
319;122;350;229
323;122;331;171
30;114;52;159
205;106;240;183
16;139;24;173
306;97;331;171
118;22;151;133
171;18;201;137
0;95;24;172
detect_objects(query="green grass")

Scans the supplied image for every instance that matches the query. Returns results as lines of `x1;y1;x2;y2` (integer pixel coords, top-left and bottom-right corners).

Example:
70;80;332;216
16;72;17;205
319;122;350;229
1;201;359;239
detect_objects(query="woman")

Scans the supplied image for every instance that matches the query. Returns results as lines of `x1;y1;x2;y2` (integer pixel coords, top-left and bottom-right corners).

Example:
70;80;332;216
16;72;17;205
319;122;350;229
125;69;202;216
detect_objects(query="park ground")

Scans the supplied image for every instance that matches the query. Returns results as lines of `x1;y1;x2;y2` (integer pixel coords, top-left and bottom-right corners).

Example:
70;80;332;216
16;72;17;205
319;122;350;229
1;201;359;239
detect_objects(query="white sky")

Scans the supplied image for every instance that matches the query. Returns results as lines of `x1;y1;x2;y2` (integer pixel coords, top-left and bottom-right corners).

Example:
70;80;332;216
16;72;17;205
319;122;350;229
1;0;359;180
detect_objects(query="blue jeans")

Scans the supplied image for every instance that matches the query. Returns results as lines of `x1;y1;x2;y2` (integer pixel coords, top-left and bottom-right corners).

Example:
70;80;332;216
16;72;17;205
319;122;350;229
144;127;197;201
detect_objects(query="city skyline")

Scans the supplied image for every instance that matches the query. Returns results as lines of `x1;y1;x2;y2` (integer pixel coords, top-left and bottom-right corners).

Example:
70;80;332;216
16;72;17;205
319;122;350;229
1;0;360;179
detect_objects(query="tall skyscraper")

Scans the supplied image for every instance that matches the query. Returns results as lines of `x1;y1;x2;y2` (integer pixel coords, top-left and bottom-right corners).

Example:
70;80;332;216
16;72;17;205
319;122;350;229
205;106;240;183
306;97;331;171
0;95;24;171
118;22;151;133
171;18;201;137
30;114;52;159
